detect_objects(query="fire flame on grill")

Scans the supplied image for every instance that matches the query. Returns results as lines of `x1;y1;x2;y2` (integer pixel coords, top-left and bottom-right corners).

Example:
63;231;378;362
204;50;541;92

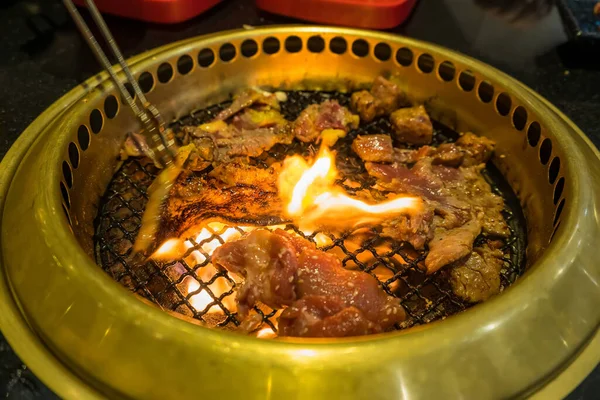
149;146;419;329
278;147;422;231
151;222;250;313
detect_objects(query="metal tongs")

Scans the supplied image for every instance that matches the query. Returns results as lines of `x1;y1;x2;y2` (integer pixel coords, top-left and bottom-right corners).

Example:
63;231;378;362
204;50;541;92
62;0;176;167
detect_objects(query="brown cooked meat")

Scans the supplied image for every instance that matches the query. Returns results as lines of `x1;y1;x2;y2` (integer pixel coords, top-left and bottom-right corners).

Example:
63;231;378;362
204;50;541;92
293;100;359;143
350;76;408;122
152;167;285;249
181;108;293;162
390;105;433;145
215;88;281;121
279;295;378;337
425;217;482;274
455;132;495;166
351;134;394;162
449;241;504;302
212;229;406;337
366;152;508;273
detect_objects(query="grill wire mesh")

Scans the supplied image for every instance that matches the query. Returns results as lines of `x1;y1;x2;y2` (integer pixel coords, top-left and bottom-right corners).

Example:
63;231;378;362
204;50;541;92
94;91;527;336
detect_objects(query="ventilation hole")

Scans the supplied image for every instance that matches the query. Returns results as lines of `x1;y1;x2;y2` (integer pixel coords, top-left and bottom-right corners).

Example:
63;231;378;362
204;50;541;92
374;42;392;61
62;204;71;226
496;93;512;116
554;198;565;226
437;60;455;81
458;70;476;91
198;48;215;67
219;43;236;62
285;36;302;53
60;181;70;209
77;125;90;150
554;177;565;205
417;53;435;73
241;39;258;57
478;81;494;103
157;63;174;83
512;106;527;131
329;36;347;54
396;47;413;66
550;221;561;242
68;142;80;169
263;37;281;55
123;82;135;100
62;161;73;188
549;157;560;184
138;72;154;93
540;138;552;165
527;121;541;147
351;39;369;57
90;109;103;134
307;36;325;53
177;54;194;75
104;95;118;119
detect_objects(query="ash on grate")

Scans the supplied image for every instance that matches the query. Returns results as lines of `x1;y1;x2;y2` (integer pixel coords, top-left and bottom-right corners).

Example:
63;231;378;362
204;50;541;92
94;91;527;335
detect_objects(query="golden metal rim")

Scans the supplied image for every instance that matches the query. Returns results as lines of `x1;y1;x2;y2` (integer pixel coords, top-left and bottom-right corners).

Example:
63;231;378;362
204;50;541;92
1;26;599;398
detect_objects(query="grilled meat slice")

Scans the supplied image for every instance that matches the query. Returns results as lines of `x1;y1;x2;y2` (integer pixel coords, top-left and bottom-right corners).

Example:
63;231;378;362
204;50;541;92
212;229;298;316
455;132;495;166
215;88;282;121
425;217;482;274
231;108;288;130
210;127;293;160
184;123;294;162
381;207;435;250
350;76;408;122
386;135;493;168
293;100;359;143
366;153;508;272
365;161;445;202
209;161;280;187
449;241;504;302
212;229;405;337
155;171;284;247
279;296;380;337
352;134;394;163
390;105;433;145
134;156;285;254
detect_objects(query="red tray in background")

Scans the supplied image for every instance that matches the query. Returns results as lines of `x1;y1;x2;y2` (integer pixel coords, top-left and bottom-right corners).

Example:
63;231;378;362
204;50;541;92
73;0;222;24
256;0;418;29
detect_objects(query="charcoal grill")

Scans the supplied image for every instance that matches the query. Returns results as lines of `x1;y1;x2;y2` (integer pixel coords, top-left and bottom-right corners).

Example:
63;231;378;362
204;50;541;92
95;91;527;333
1;27;599;399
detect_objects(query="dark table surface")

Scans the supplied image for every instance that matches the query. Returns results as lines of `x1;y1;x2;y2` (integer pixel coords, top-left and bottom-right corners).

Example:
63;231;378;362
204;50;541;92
1;0;599;398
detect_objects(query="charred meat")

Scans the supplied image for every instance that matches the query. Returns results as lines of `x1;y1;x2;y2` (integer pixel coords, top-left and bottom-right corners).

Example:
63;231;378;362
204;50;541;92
212;229;406;337
449;241;505;302
351;76;408;122
390;105;433;145
351;134;394;163
214;88;282;121
293;100;359;143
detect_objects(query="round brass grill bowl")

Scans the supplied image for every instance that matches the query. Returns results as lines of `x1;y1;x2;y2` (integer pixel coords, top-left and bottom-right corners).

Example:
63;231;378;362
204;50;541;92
1;27;599;399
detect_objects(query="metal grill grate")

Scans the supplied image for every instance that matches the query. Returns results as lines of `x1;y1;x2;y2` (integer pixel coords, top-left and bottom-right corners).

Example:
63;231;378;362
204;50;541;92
94;91;527;336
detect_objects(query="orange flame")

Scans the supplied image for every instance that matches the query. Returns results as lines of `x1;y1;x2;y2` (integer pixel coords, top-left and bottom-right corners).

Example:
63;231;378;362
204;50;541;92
278;147;422;231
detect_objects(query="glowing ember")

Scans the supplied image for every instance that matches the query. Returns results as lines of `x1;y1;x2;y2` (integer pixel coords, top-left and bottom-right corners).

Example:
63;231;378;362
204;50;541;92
278;147;422;231
186;278;218;313
255;327;277;339
152;238;187;260
151;222;289;315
